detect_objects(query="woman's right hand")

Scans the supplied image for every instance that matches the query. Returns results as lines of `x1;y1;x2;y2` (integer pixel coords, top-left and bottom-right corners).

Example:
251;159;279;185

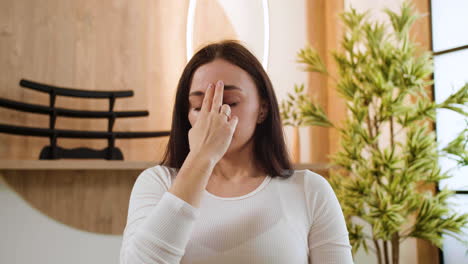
188;80;239;164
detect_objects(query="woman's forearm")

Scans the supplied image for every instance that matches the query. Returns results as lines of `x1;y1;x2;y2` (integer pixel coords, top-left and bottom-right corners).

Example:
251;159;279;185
120;151;216;264
168;151;216;208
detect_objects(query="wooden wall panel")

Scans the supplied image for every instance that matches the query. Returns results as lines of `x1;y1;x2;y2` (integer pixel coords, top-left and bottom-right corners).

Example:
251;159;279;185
0;0;189;161
305;0;330;164
412;0;440;263
305;0;346;164
1;169;139;234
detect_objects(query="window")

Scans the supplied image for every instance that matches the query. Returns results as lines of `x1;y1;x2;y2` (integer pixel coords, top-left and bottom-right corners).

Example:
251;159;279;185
431;1;468;263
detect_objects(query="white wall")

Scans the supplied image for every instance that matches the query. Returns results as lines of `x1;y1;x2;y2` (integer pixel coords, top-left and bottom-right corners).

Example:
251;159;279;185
267;0;309;162
0;176;122;263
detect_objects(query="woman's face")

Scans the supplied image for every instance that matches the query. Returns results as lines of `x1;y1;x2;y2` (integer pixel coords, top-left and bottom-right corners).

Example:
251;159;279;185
188;58;267;152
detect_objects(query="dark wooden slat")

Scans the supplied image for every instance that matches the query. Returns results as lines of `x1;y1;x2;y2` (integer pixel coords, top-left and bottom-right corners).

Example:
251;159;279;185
20;79;134;98
0;123;170;139
433;44;468;55
0;97;149;118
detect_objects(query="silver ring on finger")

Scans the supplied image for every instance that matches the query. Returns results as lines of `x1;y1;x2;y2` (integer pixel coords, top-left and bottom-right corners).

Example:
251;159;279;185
220;105;231;118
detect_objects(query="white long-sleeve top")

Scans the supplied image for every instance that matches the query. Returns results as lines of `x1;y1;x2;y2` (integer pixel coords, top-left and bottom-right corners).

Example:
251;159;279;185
120;165;353;264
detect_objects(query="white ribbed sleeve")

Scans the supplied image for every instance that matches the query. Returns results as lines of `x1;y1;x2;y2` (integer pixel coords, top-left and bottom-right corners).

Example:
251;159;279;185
305;172;354;264
120;167;200;264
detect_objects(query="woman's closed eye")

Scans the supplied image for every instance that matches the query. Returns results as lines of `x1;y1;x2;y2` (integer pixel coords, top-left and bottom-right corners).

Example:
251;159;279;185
194;103;238;111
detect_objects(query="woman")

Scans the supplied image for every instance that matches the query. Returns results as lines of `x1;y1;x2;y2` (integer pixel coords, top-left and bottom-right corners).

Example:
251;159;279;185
120;40;353;264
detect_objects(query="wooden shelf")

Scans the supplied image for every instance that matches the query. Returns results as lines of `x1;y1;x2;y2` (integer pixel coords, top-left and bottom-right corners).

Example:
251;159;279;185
0;159;332;171
0;159;158;170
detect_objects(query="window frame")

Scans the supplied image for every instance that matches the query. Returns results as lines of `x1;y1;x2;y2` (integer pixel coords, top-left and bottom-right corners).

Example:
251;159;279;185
429;1;468;263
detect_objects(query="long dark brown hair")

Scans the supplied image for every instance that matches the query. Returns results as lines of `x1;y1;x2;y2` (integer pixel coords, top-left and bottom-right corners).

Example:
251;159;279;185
159;40;293;179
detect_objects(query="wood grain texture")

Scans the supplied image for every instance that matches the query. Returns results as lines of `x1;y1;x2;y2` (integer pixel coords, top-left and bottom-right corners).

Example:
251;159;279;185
0;159;158;170
0;0;189;161
305;0;346;164
412;0;440;263
305;0;330;164
1;169;139;235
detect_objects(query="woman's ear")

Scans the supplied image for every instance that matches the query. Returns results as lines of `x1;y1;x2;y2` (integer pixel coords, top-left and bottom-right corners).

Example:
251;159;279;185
257;101;269;124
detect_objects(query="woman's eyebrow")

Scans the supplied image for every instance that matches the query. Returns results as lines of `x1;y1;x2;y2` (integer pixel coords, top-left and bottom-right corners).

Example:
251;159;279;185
189;85;243;97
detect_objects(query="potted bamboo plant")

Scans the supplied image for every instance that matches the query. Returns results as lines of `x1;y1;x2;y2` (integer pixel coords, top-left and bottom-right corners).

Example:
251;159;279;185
280;1;468;263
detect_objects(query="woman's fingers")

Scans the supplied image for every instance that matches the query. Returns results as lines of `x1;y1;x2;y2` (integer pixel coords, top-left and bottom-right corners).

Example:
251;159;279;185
211;80;224;113
219;104;231;121
201;83;214;113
